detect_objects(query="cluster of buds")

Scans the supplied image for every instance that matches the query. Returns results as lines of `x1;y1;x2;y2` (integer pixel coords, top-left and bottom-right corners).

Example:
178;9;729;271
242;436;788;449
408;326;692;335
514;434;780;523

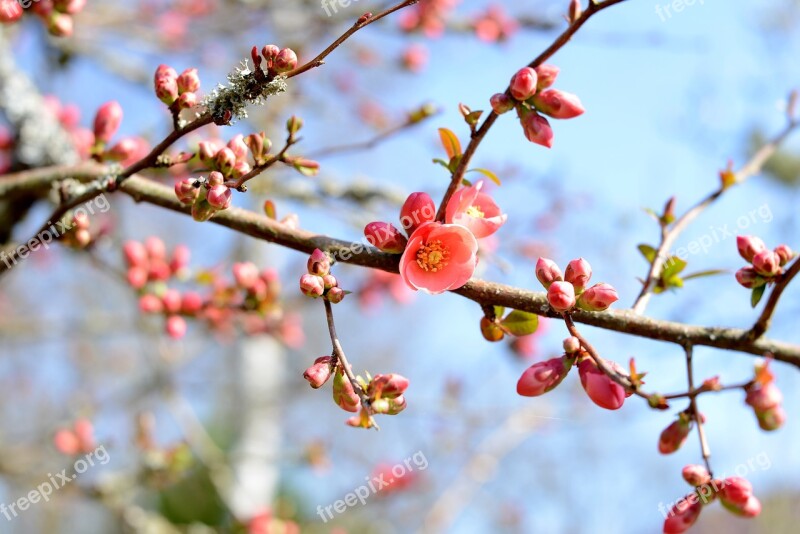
517;336;633;410
535;257;619;313
175;171;233;222
299;249;346;303
88;101;148;164
53;418;95;456
490;64;585;148
60;210;92;248
251;44;298;77
0;0;86;37
366;183;505;294
744;360;785;431
154;64;201;111
663;466;761;533
735;235;794;289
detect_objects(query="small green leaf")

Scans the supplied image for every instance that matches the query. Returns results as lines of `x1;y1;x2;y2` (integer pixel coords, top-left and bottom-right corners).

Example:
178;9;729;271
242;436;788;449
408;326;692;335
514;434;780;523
500;310;539;337
665;276;684;289
432;158;450;170
493;306;505;318
438;128;462;160
683;269;728;281
638;244;658;264
643;208;660;222
467;168;501;186
461;178;472;186
661;257;687;280
465;110;483;126
751;285;766;308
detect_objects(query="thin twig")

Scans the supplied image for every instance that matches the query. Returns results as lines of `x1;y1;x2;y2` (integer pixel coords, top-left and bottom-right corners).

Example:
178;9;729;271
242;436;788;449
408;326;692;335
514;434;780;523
684;344;713;476
748;256;800;340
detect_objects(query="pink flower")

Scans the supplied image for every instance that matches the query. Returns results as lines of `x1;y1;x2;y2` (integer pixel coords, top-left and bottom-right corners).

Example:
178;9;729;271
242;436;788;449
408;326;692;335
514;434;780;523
533;89;585;119
520;110;554;148
547;281;576;312
516;355;574;397
92;101;123;144
737;235;766;263
400;192;436;234
365;222;409;253
565;258;592;292
399;222;478;294
303;356;333;389
509;67;538;101
718;477;761;517
752;249;781;277
444;181;507;238
577;283;619;311
578;357;628;410
534;64;560;90
535;257;563;289
663;498;702;534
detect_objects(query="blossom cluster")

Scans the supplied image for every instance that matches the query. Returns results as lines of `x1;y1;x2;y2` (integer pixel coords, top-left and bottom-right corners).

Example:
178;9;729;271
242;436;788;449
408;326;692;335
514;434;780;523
298;249;346;304
535;257;619;313
0;0;85;36
735;235;794;288
154;64;201;111
491;64;585;148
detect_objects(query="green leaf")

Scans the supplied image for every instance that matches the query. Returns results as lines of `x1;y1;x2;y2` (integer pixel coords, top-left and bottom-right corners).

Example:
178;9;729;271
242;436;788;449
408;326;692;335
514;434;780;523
467;168;501;186
683;269;728;281
461;178;472;186
438;128;462;160
432;158;450;170
642;207;660;222
665;276;684;289
661;257;687;280
751;285;766;308
493;306;505;318
638;244;657;264
465;110;483;126
500;310;539;337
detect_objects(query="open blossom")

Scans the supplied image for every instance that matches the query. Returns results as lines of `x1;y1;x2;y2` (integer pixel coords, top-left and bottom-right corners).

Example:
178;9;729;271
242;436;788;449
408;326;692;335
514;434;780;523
516;355;574;397
444;181;507;238
578;357;629;410
399;222;478;294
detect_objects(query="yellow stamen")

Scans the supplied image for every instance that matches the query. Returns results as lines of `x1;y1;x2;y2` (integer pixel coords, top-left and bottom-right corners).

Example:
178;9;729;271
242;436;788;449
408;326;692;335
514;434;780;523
416;240;450;272
466;205;485;219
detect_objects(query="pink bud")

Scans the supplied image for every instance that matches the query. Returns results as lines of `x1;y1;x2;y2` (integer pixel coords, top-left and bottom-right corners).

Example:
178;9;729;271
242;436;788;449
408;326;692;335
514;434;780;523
123;240;148;267
663;498;702;534
175;178;199;204
577;283;619;312
682;465;711;486
658;417;691;454
233;262;260;289
166;315;187;339
547;281;576;312
92;101;123;144
54;0;85;14
0;0;24;23
231;160;252;179
303;356;333;389
535;257;563;289
176;68;200;94
489;93;514;115
752;249;781;277
322;274;338;290
520;110;554;148
274;48;298;73
774;244;794;266
564;258;592;292
399;192;436;234
227;134;249;162
154;65;179;105
509;67;538;101
307;249;331;276
745;382;783;411
181;292;204;315
214;147;236;175
53;429;79;456
127;267;148;289
516;355;574;397
299;273;325;298
145;237;166;260
534;64;559;89
736;235;766;263
532;89;585;119
177;92;197;110
197;140;220;165
755;405;785;431
563;336;581;354
718;477;761;517
261;44;280;65
106;138;140;162
332;367;361;413
735;267;763;289
369;373;409;398
162;289;182;314
365;222;408;253
206;185;232;210
327;286;346;304
578;357;627;410
207;170;224;186
138;294;163;314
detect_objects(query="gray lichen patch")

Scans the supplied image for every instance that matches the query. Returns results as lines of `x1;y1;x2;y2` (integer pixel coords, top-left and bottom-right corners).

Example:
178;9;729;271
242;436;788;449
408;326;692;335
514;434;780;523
203;61;288;124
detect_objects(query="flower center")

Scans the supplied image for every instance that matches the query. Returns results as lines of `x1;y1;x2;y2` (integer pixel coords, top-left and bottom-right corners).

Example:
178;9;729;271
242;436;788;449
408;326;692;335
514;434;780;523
466;205;485;218
416;240;450;272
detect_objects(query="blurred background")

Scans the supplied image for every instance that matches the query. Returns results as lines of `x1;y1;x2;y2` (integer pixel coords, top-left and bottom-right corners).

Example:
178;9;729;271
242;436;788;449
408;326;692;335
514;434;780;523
0;0;799;532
